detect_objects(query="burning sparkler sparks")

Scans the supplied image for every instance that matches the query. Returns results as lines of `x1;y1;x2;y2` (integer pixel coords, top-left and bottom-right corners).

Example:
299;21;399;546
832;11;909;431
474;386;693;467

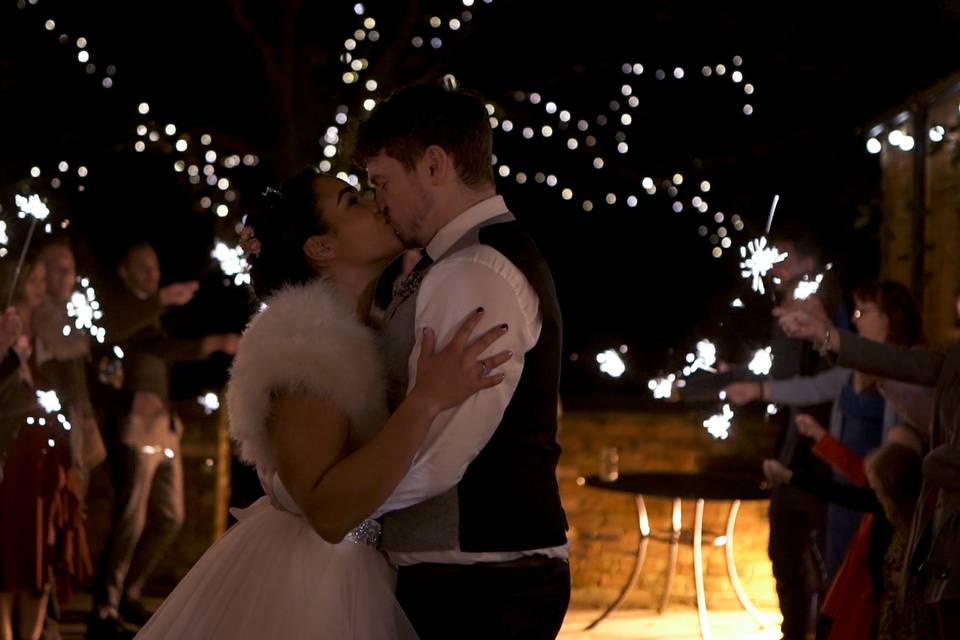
65;277;106;343
703;404;734;440
648;374;676;399
740;237;787;295
597;349;626;378
212;241;251;286
748;346;774;376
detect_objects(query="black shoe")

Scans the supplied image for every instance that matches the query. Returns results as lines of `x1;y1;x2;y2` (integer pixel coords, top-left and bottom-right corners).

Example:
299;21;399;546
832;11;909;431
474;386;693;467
85;613;136;640
119;599;153;628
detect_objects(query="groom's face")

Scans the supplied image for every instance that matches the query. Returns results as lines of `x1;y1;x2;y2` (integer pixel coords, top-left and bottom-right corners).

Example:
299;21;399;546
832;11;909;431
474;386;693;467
366;152;433;248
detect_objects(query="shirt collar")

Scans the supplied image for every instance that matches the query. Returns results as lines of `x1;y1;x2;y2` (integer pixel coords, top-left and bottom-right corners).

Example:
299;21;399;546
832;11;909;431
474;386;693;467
425;195;509;260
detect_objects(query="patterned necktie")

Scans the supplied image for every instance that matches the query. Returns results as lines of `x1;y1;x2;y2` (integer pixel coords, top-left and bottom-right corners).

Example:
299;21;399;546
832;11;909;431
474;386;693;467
390;253;434;308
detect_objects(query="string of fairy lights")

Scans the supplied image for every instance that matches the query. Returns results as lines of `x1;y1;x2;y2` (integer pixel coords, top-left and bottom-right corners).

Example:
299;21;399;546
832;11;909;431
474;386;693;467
6;1;252;416
14;0;759;264
320;1;758;261
866;115;951;154
482;56;757;255
863;102;960;154
11;0;800;439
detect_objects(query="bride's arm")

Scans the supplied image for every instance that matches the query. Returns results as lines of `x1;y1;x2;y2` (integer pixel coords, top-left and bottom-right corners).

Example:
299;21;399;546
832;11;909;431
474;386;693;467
267;391;439;542
267;311;509;543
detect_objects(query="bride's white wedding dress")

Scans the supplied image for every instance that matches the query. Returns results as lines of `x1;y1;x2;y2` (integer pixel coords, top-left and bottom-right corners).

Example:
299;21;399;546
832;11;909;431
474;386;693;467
136;473;416;639
135;279;417;639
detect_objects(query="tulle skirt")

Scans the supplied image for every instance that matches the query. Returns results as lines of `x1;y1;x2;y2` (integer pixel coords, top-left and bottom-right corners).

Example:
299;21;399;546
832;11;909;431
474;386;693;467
136;497;417;639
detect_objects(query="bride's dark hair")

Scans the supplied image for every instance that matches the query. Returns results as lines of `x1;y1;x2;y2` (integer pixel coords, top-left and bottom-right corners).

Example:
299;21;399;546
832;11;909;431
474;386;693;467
245;166;331;301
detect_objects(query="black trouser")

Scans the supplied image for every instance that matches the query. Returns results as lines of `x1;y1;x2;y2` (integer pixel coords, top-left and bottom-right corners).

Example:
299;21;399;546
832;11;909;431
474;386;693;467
768;484;826;640
396;557;570;640
936;600;960;640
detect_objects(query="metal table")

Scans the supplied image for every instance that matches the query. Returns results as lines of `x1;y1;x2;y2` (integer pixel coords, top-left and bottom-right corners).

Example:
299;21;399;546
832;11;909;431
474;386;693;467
583;472;771;639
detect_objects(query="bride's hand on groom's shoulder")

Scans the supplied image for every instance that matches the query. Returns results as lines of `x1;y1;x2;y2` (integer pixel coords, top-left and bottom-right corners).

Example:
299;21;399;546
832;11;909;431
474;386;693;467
410;307;512;414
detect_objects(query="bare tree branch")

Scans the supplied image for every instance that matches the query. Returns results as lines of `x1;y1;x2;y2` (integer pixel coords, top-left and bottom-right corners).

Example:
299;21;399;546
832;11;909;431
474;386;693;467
225;0;284;84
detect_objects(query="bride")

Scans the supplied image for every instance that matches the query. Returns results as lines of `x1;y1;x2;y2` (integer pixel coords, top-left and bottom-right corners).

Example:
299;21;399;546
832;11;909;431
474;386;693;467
135;167;510;639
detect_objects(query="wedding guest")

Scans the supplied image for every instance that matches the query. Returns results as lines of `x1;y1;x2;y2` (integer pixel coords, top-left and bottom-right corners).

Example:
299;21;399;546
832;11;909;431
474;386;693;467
0;252;90;640
727;280;923;581
88;242;239;638
776;293;960;639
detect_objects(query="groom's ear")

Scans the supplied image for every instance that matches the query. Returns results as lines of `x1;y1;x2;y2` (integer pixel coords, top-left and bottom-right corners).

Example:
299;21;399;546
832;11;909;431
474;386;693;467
422;145;450;184
303;235;336;264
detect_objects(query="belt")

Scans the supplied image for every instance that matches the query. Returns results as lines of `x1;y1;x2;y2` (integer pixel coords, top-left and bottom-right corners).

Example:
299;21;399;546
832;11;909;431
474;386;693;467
405;555;565;572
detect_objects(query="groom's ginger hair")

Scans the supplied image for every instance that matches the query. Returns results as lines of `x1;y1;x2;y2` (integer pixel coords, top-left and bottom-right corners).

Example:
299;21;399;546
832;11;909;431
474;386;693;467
354;83;495;187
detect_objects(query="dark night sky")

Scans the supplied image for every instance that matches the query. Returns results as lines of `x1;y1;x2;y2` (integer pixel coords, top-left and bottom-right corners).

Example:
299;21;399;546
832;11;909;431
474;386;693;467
2;0;959;400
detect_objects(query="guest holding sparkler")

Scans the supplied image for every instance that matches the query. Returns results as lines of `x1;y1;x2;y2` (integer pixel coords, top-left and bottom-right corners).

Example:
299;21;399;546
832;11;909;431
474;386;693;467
762;423;935;640
31;238;107;639
777;293;960;639
33;238;106;495
726;281;924;582
0;250;90;640
0;307;28;477
87;242;240;639
681;226;839;640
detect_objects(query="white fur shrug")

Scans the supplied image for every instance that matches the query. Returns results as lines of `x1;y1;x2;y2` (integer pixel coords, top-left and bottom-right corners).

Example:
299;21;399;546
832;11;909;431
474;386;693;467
226;279;389;471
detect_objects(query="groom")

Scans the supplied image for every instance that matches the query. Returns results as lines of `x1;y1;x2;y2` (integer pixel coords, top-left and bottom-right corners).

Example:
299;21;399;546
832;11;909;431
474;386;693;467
356;83;570;639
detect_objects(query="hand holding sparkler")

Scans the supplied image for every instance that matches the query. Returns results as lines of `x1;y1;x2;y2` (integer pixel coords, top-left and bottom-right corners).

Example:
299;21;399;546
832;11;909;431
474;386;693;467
6;195;51;307
159;281;200;307
723;381;765;406
762;459;793;485
773;306;839;352
0;307;23;353
795;414;827;442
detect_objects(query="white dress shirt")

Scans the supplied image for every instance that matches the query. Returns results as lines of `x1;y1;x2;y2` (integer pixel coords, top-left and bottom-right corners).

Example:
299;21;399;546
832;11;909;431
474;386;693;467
377;195;569;565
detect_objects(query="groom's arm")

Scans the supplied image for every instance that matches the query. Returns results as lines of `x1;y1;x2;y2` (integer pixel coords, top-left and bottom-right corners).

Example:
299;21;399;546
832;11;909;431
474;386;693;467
376;245;541;515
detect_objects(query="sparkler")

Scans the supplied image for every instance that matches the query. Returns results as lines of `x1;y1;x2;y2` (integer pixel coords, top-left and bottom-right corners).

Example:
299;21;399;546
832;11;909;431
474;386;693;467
597;349;626;378
6;195;51;307
212;240;251;287
31;389;72;432
765;194;780;235
703;404;734;440
683;339;717;376
793;273;824;301
64;277;106;343
740;236;787;295
36;389;62;413
198;392;220;415
748;346;774;376
647;374;676;400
